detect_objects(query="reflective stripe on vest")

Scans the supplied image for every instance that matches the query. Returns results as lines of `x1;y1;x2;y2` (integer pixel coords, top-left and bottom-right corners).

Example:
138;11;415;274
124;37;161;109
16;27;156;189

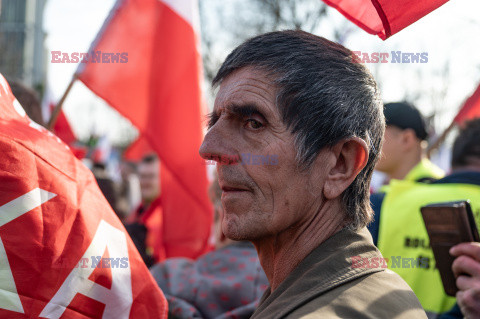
377;180;480;314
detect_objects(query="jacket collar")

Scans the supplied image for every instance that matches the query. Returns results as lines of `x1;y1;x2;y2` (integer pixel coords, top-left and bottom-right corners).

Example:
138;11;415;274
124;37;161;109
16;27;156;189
253;227;385;318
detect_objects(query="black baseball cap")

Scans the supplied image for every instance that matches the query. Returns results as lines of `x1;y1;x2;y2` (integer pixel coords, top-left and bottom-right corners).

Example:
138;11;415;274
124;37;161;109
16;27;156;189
384;102;428;140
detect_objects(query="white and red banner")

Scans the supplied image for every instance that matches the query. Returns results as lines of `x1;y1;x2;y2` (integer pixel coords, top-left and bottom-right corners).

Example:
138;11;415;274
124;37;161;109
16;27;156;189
322;0;449;40
0;74;167;318
76;0;212;260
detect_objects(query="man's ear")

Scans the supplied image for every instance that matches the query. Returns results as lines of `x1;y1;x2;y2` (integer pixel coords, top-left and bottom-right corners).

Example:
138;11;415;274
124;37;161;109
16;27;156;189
323;137;369;200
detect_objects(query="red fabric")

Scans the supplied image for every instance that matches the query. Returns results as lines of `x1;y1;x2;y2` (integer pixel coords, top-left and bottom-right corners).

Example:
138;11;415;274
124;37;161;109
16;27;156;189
70;145;88;160
454;83;480;125
53;108;76;145
128;198;166;262
124;135;154;162
322;0;449;40
43;98;76;146
44;99;81;157
53;111;86;160
0;74;168;317
77;0;212;260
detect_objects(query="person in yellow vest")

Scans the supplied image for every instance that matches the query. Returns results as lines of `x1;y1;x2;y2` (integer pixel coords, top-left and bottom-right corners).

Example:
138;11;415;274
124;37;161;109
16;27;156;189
371;119;480;318
442;119;480;319
376;101;445;184
369;101;444;245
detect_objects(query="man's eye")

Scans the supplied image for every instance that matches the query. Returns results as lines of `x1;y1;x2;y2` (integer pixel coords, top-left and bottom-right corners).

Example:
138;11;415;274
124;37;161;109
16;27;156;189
245;119;263;130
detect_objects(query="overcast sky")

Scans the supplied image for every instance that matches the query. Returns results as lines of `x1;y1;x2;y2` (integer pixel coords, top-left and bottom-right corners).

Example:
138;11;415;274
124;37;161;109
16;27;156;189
44;0;480;144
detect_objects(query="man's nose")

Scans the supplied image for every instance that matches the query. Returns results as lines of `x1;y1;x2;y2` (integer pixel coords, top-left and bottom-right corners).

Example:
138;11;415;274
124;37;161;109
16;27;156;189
199;122;237;164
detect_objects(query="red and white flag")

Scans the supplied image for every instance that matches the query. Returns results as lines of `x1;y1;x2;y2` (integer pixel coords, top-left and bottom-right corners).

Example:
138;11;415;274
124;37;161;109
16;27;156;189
322;0;449;40
0;74;168;318
77;0;212;259
454;83;480;125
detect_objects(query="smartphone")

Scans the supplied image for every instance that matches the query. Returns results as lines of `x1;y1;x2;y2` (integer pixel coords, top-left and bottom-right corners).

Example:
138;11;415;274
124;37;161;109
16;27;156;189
421;200;480;296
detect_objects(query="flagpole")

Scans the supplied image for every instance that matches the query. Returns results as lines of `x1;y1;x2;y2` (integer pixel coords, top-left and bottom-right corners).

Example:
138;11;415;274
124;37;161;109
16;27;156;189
46;0;124;131
426;120;456;157
47;74;77;130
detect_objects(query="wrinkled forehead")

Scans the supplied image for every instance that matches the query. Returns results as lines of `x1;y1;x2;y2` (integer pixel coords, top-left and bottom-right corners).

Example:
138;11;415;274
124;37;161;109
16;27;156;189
214;67;281;120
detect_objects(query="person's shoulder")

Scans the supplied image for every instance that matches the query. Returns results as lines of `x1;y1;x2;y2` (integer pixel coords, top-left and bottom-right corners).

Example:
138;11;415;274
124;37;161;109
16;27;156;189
345;269;427;318
434;171;480;186
286;269;427;319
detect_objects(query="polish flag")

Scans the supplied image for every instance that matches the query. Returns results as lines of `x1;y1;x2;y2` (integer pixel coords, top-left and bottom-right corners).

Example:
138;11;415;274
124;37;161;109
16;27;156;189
0;74;168;318
76;0;212;260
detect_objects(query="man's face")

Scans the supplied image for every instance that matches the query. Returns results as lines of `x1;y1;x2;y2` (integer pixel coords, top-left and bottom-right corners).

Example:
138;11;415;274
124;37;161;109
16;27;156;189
138;160;160;204
200;67;326;241
375;126;404;174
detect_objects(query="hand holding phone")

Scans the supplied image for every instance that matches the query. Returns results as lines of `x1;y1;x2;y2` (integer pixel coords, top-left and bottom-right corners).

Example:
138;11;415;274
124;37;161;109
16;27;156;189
421;200;480;296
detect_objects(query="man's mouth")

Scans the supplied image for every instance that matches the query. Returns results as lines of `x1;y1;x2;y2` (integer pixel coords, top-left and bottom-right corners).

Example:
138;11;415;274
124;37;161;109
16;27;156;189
221;186;250;192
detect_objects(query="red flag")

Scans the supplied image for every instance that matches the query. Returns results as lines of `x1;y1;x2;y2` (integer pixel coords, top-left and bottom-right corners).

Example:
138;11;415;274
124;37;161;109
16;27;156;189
77;0;212;259
124;135;154;162
42;88;76;145
322;0;449;40
42;88;86;158
52;110;76;145
454;83;480;125
0;74;168;318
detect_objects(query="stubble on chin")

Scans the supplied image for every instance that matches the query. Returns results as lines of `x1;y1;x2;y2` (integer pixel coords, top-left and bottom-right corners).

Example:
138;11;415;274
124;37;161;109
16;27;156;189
222;207;271;242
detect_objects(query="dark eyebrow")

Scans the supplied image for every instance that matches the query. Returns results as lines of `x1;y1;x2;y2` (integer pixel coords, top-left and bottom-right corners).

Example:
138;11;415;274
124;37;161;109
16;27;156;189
207;104;267;129
229;104;267;121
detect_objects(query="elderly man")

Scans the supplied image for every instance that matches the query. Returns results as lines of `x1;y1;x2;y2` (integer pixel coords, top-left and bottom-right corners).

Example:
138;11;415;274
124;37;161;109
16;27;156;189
200;30;426;318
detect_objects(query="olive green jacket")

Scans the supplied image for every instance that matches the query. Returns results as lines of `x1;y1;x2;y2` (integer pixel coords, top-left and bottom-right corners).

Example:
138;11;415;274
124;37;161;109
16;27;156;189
251;227;427;319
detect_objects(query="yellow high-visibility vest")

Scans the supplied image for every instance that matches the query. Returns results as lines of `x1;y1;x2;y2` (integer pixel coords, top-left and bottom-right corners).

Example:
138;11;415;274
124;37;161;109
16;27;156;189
379;158;444;193
377;180;480;314
404;158;445;182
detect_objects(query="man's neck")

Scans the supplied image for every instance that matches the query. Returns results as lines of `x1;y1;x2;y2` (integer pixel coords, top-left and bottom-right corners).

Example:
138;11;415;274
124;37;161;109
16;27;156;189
252;200;345;292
